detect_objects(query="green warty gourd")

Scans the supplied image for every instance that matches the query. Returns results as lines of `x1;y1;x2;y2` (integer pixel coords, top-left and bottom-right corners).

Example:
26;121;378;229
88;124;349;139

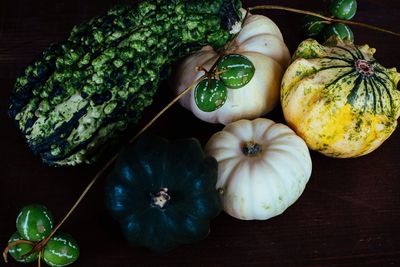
8;0;242;166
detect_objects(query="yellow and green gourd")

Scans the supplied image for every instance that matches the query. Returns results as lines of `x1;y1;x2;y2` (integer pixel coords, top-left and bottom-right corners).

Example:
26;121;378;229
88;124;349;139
281;38;400;157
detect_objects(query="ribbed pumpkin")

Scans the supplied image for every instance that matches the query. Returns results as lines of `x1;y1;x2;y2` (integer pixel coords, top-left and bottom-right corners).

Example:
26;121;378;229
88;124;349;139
171;9;290;125
105;135;221;252
205;118;312;220
281;38;400;157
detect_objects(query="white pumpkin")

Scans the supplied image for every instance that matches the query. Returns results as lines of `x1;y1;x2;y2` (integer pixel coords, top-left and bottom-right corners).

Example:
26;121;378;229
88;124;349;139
205;118;312;220
170;10;290;125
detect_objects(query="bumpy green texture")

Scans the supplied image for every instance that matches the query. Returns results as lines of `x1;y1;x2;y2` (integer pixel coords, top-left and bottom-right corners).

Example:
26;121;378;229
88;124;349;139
9;0;242;166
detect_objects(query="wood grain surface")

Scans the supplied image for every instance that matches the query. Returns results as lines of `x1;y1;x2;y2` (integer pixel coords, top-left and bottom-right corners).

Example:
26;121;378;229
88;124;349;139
1;0;399;266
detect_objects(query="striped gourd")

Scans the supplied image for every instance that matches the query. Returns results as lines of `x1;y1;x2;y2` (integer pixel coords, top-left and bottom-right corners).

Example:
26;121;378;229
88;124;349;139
281;38;400;157
42;233;79;266
8;0;242;166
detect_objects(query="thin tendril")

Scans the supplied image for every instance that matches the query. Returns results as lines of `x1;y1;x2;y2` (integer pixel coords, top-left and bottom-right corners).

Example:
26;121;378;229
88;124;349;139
249;5;400;37
129;76;205;142
3;240;35;263
38;251;41;267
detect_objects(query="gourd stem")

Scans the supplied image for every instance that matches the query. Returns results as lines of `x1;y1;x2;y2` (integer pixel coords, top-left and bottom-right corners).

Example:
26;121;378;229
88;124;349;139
249;5;400;37
151;188;171;209
16;76;207;261
242;141;262;157
2;239;35;263
38;251;41;267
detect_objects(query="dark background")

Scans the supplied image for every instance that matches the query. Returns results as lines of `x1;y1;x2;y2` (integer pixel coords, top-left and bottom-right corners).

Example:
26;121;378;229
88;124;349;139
1;0;399;266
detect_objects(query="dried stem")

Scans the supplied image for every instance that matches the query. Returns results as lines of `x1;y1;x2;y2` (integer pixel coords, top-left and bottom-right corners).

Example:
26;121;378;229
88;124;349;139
128;76;205;142
3;239;35;263
249;5;400;37
38;251;41;267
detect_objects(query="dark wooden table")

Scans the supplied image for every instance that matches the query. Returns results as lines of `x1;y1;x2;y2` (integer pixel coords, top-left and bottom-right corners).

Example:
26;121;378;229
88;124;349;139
1;0;400;266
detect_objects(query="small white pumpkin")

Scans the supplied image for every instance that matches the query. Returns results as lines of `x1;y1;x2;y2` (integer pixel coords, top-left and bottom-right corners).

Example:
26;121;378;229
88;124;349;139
170;10;290;125
205;118;312;220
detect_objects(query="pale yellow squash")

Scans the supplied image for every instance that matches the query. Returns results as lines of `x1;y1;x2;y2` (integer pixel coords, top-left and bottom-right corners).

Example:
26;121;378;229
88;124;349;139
205;118;312;220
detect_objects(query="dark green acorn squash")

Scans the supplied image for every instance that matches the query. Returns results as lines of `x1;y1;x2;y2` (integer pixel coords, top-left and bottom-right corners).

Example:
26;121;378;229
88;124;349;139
104;135;222;252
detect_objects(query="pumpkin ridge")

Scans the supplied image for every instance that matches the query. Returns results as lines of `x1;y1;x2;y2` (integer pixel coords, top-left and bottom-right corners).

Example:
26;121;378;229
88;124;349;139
323;56;353;64
157;206;183;242
221;159;247;214
368;77;382;112
354;46;366;60
334;45;359;60
347;75;363;108
362;77;370;112
113;164;139;189
214;156;241;190
258;157;290;208
218;155;242;165
374;67;395;85
162;207;198;245
365;77;377;113
252;117;275;142
183;193;221;221
317;65;353;73
234;34;290;67
371;76;393;115
263;145;301;170
325;69;357;89
155;211;181;249
260;129;293;147
167;206;210;243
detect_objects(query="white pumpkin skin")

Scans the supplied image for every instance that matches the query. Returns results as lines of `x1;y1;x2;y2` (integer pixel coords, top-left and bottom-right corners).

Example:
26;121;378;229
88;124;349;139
170;10;290;125
205;118;312;220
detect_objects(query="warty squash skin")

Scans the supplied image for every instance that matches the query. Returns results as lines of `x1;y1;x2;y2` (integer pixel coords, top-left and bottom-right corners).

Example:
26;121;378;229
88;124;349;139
281;38;400;157
171;9;290;125
8;0;243;166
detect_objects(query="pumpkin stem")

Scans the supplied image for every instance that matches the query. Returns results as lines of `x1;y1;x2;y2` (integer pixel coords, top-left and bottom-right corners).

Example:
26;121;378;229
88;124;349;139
151;188;171;209
355;59;374;77
242;141;262;157
249;5;400;38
